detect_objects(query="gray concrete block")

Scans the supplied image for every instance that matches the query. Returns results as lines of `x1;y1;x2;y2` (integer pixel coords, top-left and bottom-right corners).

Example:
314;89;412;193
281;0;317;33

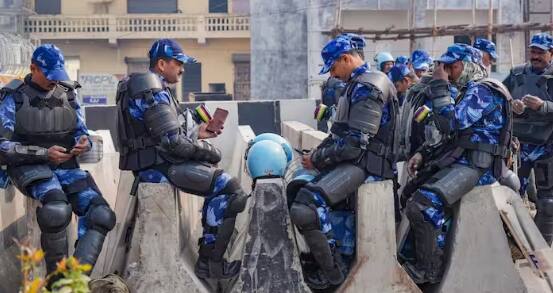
124;183;207;293
437;185;526;293
340;181;420;293
230;178;309;293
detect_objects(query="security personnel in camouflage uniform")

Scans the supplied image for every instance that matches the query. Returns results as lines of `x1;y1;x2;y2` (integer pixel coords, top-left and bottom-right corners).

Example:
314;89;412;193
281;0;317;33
473;38;498;70
0;44;116;276
503;32;553;244
116;39;248;279
404;44;513;284
289;34;398;289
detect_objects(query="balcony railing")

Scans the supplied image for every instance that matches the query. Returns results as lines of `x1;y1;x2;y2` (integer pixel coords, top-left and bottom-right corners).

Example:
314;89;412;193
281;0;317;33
24;14;249;43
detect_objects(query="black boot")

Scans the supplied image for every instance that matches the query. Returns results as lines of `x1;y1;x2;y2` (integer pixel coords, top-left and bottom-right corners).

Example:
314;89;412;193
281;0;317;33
302;230;345;289
41;230;69;275
73;229;106;273
407;214;444;284
195;218;241;279
194;243;241;279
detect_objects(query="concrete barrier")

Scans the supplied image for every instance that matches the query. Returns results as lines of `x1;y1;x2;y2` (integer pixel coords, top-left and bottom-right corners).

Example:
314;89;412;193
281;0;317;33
124;183;208;293
281;121;313;151
436;185;526;293
339;181;420;293
230;178;309;293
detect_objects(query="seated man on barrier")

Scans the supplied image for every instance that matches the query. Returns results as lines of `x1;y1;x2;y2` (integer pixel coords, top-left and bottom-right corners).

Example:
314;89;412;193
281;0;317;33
115;39;248;280
0;44;116;283
402;44;514;284
288;33;398;290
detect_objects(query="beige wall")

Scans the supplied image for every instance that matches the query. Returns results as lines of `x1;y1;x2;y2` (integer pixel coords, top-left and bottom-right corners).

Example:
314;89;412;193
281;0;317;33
50;38;250;101
60;0;237;15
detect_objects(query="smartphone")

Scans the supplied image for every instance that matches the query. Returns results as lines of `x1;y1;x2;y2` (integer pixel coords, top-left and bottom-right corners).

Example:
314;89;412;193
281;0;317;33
206;108;228;133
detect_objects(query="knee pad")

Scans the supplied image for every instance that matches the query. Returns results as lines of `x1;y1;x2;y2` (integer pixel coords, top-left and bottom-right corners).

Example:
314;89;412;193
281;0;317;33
289;195;320;232
37;189;72;233
223;191;248;218
87;197;116;235
537;197;553;217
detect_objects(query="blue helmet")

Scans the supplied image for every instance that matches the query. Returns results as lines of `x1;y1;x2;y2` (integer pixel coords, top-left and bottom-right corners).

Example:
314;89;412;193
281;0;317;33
251;133;293;162
246;140;288;179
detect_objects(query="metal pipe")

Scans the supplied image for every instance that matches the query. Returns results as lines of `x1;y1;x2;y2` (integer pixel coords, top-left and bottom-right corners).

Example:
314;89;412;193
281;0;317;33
488;0;493;40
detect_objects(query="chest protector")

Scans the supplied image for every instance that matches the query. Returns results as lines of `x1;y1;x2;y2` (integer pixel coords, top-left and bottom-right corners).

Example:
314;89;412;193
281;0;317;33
10;81;78;150
510;64;553;144
455;79;513;177
116;72;183;171
332;71;398;178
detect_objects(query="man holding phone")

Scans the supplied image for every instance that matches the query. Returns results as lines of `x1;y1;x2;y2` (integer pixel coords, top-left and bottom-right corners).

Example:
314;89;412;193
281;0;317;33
116;39;247;279
0;44;116;283
503;32;553;244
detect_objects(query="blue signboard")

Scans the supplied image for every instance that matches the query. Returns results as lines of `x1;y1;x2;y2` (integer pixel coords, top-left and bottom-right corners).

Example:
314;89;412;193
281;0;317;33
83;95;108;105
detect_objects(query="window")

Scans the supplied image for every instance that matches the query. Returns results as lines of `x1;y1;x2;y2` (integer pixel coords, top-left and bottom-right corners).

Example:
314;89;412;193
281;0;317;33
209;83;226;93
182;62;202;101
35;0;61;14
127;0;177;14
209;0;228;13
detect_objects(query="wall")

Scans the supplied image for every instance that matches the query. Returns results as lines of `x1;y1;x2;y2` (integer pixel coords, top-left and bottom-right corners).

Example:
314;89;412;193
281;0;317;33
48;38;250;102
250;0;308;100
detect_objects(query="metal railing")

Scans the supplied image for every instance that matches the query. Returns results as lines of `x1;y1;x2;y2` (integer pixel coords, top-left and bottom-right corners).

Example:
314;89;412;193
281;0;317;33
24;14;250;41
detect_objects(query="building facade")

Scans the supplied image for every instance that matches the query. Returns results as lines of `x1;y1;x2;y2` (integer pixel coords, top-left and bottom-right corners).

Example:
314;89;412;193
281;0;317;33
24;0;251;104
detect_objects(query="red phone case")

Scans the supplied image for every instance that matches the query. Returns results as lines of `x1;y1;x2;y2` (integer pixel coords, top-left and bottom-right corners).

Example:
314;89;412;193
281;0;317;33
206;108;228;133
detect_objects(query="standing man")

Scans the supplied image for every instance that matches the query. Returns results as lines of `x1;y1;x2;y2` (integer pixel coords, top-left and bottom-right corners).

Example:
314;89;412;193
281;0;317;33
289;34;397;289
473;38;498;70
403;44;513;284
0;44;116;278
116;39;248;279
503;32;553;244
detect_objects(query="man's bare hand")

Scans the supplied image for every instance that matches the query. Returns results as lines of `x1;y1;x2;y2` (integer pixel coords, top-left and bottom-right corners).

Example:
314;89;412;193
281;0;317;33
301;153;315;170
70;135;90;156
407;152;423;177
48;145;72;165
432;62;448;81
198;123;221;139
512;99;525;114
522;95;545;111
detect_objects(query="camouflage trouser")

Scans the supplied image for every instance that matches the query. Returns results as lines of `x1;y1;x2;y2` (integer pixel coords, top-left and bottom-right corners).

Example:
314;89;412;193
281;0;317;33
28;168;103;238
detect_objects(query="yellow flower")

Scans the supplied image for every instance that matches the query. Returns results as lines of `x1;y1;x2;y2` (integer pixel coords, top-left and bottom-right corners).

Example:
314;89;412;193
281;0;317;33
67;257;78;269
79;263;92;273
31;250;44;264
56;259;67;272
26;278;42;293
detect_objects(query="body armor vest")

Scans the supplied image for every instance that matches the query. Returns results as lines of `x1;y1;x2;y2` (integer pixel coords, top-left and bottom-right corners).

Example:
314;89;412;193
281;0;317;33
116;72;184;171
510;64;553;144
332;71;398;179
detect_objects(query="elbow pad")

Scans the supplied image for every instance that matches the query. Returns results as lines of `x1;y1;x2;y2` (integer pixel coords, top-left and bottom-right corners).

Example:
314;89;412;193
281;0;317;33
0;144;49;166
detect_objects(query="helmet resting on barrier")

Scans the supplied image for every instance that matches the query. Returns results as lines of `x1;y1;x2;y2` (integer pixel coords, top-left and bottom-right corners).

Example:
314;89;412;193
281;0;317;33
246;140;288;179
251;133;294;162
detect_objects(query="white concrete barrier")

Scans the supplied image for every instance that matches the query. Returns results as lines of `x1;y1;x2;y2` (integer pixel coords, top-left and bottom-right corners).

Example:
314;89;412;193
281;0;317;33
281;121;313;151
123;183;208;293
339;181;420;293
436;185;526;293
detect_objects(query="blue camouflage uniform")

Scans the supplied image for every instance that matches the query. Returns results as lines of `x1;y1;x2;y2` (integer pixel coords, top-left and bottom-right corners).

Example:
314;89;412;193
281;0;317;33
503;32;553;244
403;44;510;284
473;38;498;63
411;49;432;74
289;34;398;289
126;71;238;245
0;44;115;275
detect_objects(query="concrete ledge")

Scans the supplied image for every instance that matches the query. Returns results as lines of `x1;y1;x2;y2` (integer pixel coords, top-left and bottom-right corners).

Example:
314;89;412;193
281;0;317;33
230;178;309;292
124;183;207;293
437;185;526;293
340;181;420;293
301;129;328;151
281;121;314;151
